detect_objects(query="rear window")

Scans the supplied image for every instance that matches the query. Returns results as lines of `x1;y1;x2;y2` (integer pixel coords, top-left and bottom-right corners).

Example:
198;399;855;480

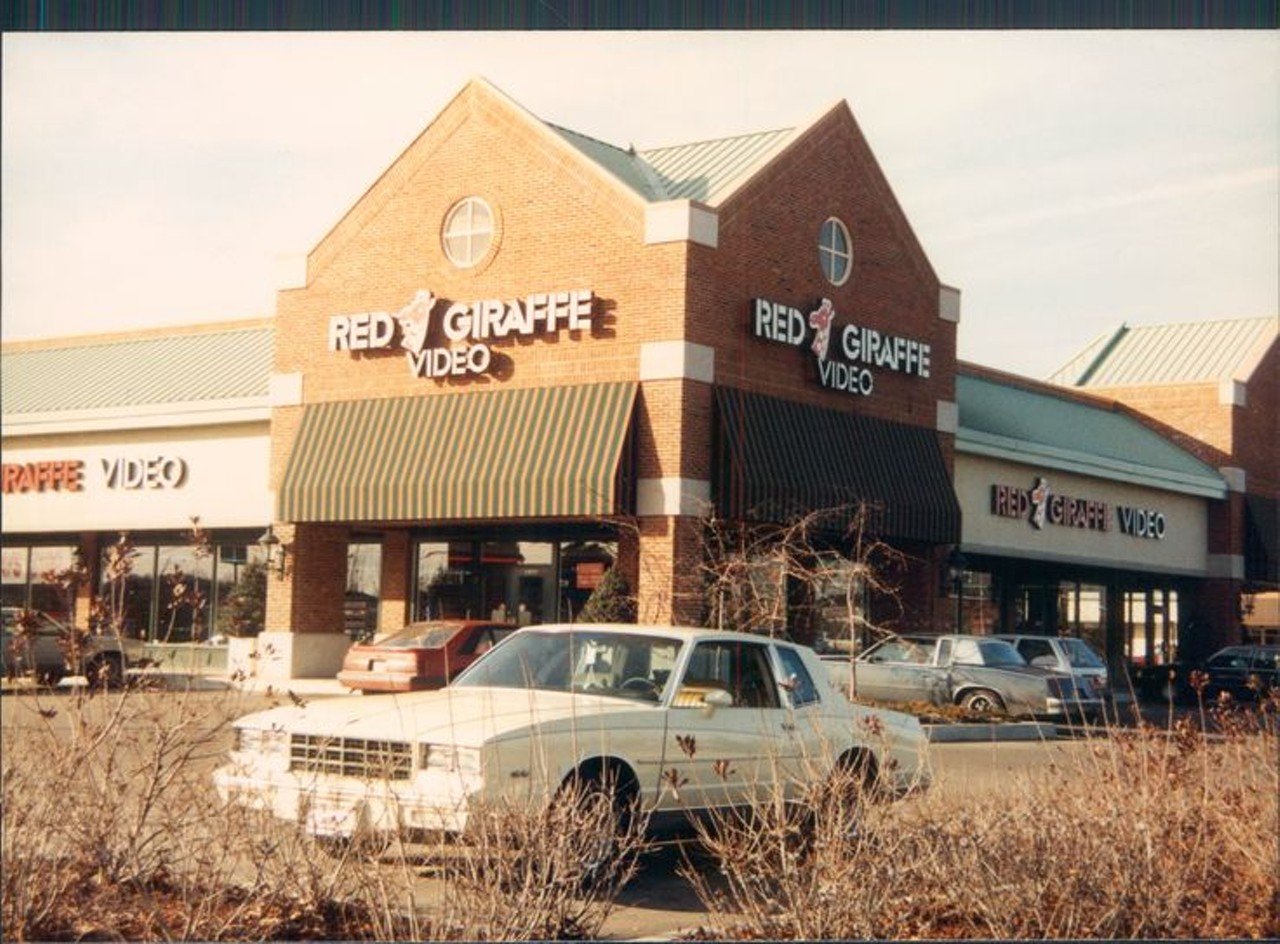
776;646;820;707
1253;648;1279;670
1059;638;1105;668
1207;649;1251;669
376;624;460;649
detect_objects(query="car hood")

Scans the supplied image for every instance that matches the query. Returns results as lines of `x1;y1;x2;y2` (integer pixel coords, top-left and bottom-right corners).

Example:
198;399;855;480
232;687;656;748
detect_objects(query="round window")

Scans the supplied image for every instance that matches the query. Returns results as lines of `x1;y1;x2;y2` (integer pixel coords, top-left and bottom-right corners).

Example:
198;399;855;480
442;197;495;268
818;217;852;286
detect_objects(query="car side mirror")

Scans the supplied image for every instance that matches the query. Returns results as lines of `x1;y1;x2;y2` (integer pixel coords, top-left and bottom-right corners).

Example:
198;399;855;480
703;689;733;714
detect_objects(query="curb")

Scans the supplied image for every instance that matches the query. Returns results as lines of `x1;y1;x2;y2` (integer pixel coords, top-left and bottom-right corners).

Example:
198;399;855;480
923;721;1058;742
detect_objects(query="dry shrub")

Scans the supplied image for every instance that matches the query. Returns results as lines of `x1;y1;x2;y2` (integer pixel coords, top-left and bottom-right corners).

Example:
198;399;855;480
684;696;1279;940
1;685;647;941
409;778;649;940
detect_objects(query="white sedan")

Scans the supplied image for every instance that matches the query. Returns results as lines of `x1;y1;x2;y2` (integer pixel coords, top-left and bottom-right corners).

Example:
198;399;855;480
214;624;929;845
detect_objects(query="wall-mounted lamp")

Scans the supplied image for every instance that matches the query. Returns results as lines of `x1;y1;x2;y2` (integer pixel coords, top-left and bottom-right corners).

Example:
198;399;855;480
257;524;289;578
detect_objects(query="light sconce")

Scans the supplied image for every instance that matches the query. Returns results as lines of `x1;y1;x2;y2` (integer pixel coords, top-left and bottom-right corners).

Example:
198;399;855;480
257;524;289;578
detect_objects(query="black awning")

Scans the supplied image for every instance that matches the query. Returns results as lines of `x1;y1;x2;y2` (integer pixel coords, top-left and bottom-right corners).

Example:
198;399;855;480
713;386;961;545
1245;493;1279;584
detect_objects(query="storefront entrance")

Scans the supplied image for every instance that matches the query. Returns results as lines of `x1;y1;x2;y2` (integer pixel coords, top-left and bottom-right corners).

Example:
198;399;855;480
955;554;1190;688
336;531;620;641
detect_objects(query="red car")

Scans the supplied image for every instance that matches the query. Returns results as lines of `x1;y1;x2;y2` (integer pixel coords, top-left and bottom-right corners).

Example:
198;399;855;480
337;620;515;693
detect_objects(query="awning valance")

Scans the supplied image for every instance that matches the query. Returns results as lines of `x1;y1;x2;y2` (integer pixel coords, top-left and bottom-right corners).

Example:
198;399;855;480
714;387;961;545
279;382;636;523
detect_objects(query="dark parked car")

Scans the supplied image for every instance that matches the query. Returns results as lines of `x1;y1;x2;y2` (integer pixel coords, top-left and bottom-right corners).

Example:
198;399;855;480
823;633;1102;720
1;608;143;687
337;620;515;693
1147;644;1280;703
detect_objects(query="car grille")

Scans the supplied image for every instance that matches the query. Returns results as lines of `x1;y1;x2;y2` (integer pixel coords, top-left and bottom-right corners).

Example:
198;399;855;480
289;734;415;780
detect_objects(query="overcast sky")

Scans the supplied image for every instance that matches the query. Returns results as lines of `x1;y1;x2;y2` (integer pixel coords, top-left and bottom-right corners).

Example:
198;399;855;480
2;31;1275;378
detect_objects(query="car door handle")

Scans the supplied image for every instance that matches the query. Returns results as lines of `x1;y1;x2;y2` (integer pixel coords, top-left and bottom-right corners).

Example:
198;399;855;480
781;722;796;733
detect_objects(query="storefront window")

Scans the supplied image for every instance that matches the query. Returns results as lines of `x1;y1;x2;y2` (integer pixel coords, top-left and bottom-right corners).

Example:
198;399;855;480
155;545;213;642
1057;582;1107;656
345;542;382;640
1124;588;1179;666
810;555;853;649
99;544;157;641
214;545;268;638
414;541;481;621
1;545;79;624
413;538;616;626
1;546;28;611
956;570;996;635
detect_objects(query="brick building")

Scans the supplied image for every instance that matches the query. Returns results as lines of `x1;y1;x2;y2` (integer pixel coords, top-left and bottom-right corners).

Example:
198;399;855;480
256;77;962;676
4;79;1269;685
1049;316;1279;650
952;363;1231;681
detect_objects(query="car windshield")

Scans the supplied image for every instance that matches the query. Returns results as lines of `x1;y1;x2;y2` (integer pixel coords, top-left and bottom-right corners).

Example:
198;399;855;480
1059;637;1105;668
453;629;683;702
374;624;461;649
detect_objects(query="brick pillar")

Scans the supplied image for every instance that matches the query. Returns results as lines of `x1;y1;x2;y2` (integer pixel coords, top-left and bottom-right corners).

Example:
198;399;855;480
616;526;641;609
263;522;348;635
636;515;704;626
378;530;411;634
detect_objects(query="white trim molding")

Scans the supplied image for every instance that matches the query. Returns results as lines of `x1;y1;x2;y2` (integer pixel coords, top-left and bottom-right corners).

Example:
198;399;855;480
1207;554;1245;580
1218;466;1248;493
269;372;304;407
636;477;712;517
939;285;961;323
644;200;719;248
1217;379;1247;407
639;341;715;384
936;399;959;434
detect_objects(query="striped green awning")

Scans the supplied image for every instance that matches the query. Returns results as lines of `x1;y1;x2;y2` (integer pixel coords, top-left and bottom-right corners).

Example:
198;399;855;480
279;382;637;523
715;387;961;545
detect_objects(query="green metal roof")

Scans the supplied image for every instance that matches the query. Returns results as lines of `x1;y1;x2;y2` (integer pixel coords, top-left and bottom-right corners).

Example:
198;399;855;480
1;327;273;416
957;372;1226;498
549;123;794;205
1048;316;1277;387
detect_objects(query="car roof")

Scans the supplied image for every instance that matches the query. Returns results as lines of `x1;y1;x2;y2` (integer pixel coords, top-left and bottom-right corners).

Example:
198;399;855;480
518;623;803;647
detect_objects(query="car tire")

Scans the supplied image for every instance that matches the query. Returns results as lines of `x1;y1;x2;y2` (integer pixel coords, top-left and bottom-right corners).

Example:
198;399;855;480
960;688;1005;714
85;654;124;690
828;748;879;820
557;767;639;894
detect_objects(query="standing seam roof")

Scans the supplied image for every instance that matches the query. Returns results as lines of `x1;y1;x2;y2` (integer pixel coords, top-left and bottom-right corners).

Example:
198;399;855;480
2;328;273;415
549;122;795;205
1049;317;1276;387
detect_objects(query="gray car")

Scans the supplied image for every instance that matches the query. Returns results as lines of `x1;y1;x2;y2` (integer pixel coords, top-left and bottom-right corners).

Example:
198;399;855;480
1;608;142;687
995;634;1110;701
823;633;1102;720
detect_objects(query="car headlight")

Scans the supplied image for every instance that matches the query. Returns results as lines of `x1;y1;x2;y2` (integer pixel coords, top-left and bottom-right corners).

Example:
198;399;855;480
236;726;290;758
422;744;481;776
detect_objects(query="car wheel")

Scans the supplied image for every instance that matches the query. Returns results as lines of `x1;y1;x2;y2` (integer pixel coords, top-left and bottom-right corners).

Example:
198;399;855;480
961;688;1005;714
85;654;124;690
556;768;639;894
